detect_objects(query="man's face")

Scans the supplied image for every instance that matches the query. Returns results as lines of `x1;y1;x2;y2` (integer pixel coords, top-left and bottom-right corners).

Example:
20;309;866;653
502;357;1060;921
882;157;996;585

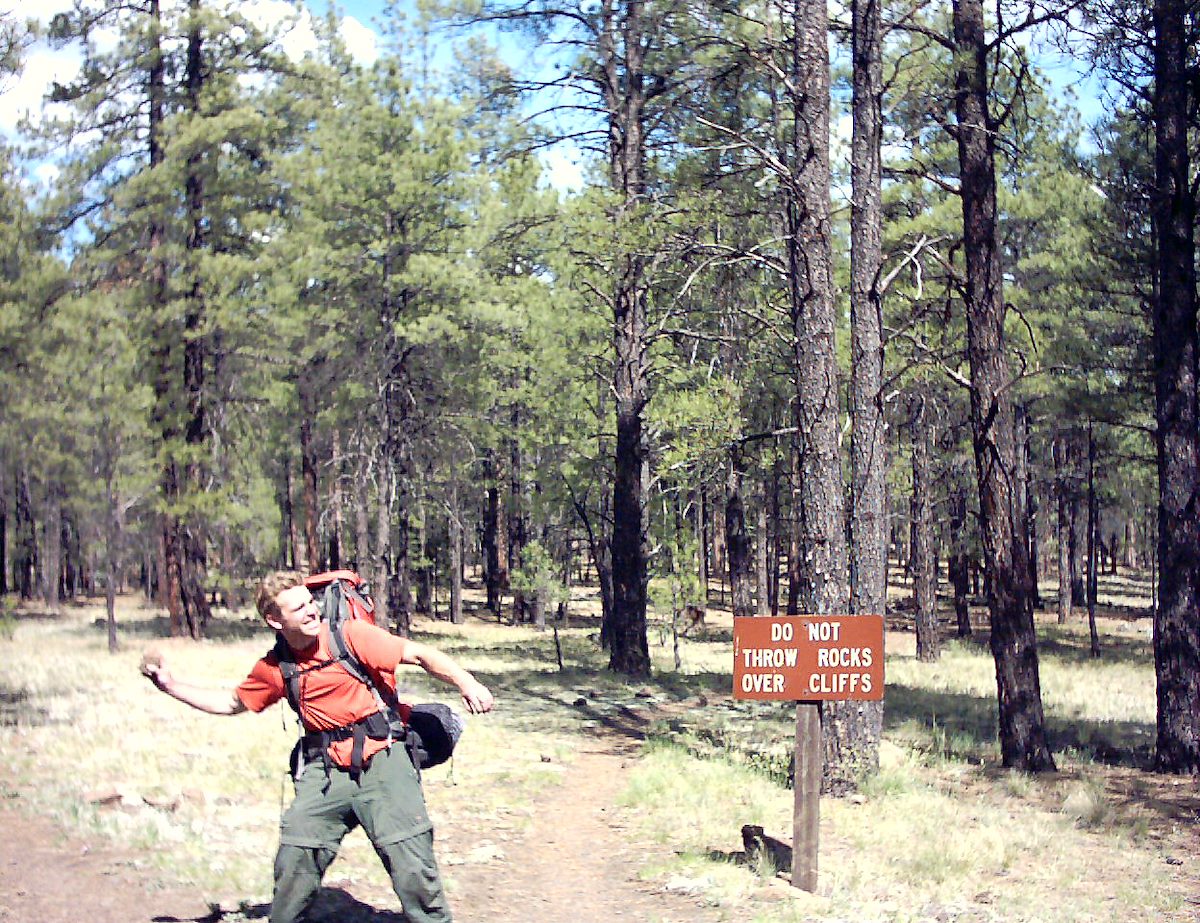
270;585;321;640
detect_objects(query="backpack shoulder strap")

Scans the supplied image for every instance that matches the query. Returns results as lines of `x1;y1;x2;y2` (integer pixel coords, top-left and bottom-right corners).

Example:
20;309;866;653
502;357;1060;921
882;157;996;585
272;634;304;715
330;610;401;713
328;608;371;686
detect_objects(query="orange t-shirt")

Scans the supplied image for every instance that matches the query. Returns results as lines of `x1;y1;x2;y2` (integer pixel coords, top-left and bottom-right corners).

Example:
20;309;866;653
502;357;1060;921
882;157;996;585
236;620;411;769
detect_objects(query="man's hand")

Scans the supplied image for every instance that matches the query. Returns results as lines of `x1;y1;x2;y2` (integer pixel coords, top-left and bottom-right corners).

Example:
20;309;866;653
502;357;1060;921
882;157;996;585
459;679;495;715
140;649;172;693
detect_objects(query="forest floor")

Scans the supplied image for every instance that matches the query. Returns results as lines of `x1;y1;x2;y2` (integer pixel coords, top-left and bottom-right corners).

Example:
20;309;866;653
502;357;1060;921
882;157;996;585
0;721;727;923
2;573;1199;923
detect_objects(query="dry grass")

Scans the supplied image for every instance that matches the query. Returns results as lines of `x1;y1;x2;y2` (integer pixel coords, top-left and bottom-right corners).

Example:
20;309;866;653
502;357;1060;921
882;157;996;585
0;574;1197;922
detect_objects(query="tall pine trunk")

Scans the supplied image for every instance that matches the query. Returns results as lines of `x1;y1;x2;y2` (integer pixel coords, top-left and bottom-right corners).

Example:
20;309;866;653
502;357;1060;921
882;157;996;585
0;463;7;596
726;449;755;619
372;455;391;630
1086;423;1101;657
483;450;507;617
1014;404;1036;613
1150;0;1200;773
948;476;971;638
509;425;528;621
146;0;182;631
353;446;371;574
952;0;1053;771
449;480;464;625
911;395;939;661
1020;406;1041;609
847;0;886;776
177;0;212;640
328;428;343;569
785;0;856;793
15;469;34;599
603;0;651;676
756;483;771;616
299;374;321;573
1053;435;1072;624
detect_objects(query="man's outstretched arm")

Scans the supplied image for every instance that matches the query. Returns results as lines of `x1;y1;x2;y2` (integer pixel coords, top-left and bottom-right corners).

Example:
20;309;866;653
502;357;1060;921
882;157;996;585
141;654;247;716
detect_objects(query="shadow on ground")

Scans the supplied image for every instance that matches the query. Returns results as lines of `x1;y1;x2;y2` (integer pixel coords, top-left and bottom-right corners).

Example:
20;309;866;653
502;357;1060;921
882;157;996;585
884;682;1156;769
0;686;57;728
154;888;407;923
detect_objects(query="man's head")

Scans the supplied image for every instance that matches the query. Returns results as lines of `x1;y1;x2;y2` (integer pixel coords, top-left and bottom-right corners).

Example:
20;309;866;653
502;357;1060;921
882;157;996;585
256;570;306;622
256;571;323;643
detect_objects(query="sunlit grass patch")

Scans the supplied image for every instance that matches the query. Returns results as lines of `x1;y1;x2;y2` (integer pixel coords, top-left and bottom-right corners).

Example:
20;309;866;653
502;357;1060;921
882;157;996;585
619;735;1184;923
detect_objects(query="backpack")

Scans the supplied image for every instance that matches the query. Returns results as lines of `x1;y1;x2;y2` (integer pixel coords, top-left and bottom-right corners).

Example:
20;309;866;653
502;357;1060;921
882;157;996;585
271;570;463;778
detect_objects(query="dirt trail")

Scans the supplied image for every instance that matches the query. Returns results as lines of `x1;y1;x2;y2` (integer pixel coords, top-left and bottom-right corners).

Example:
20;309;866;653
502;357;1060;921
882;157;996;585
0;803;214;923
0;730;729;923
444;733;724;923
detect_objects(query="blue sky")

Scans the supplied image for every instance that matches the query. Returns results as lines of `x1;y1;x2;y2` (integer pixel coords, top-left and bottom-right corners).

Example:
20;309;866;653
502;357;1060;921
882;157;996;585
3;0;1111;193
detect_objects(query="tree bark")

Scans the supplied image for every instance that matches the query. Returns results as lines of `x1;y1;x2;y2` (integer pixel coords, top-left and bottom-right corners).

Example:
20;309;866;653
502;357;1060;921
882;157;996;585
756;482;771;616
783;0;857;792
1015;404;1038;612
15;470;34;599
329;428;343;570
948;477;971;638
299;375;321;573
952;0;1054;771
0;462;7;596
353;446;371;574
415;506;432;616
282;455;297;569
1150;0;1200;773
177;0;212;640
726;449;755;619
449;480;464;625
1123;514;1139;570
847;0;887;775
1086;423;1101;658
42;493;61;609
787;424;803;616
509;425;529;622
769;458;783;615
911;395;939;662
1053;435;1072;624
602;0;651;677
390;503;413;637
483;450;507;617
146;0;182;632
373;448;392;630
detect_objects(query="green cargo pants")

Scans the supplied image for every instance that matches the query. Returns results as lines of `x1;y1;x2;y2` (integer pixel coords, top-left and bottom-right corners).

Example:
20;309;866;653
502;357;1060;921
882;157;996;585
269;744;452;923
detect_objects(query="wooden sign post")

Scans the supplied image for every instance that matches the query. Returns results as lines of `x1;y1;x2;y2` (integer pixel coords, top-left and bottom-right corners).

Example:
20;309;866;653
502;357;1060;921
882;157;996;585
733;615;885;893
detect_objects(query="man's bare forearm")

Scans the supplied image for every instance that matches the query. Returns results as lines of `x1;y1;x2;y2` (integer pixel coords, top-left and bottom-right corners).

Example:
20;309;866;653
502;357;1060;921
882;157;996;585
164;680;246;715
398;642;495;715
143;664;246;715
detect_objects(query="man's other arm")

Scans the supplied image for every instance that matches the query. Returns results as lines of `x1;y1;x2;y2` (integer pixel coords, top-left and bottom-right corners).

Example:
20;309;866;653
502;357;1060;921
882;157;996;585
396;641;495;715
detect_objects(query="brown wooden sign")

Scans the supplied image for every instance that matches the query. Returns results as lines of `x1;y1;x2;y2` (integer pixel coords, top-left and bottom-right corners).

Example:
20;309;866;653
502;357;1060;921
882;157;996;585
733;616;885;701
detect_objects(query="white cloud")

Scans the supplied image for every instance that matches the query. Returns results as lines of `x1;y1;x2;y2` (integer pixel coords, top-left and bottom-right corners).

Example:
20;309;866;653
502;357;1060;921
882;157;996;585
0;43;80;137
1;0;382;140
241;0;377;65
32;160;60;189
538;144;585;193
242;0;318;59
340;16;379;66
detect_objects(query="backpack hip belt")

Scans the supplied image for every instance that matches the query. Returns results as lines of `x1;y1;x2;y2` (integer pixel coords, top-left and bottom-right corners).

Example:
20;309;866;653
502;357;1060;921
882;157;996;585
297;708;407;781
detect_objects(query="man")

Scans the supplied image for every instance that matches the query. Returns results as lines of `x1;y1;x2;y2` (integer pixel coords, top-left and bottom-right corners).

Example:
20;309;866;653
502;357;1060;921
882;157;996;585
142;570;494;923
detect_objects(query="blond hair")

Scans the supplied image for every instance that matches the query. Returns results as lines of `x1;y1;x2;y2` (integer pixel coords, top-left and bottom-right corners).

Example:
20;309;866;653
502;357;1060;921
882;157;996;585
256;570;306;622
